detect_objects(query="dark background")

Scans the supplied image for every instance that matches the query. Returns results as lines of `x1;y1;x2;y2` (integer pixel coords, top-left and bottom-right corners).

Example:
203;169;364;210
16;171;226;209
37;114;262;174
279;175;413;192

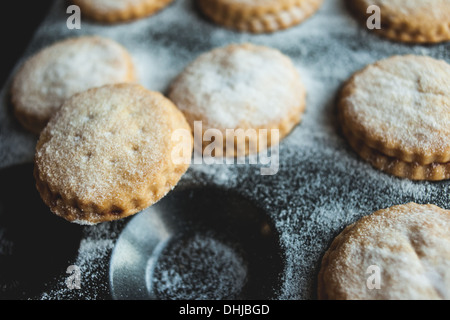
0;1;53;88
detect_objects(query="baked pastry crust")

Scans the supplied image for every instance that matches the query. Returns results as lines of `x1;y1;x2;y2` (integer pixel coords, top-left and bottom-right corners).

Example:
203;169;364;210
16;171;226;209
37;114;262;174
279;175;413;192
34;83;192;225
168;43;306;157
11;36;136;134
347;0;450;43
197;0;323;33
318;203;450;300
72;0;174;23
338;55;450;181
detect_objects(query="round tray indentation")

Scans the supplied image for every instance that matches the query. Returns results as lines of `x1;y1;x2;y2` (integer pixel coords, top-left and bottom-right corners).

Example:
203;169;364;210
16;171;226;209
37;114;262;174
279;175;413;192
109;186;284;300
0;163;82;299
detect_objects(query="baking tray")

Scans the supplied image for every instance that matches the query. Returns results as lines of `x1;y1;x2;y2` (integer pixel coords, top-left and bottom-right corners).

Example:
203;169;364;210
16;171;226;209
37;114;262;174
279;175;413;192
0;0;448;300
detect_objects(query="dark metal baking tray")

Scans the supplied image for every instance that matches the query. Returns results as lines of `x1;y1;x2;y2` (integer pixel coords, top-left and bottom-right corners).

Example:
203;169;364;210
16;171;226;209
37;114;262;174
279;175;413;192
0;0;448;300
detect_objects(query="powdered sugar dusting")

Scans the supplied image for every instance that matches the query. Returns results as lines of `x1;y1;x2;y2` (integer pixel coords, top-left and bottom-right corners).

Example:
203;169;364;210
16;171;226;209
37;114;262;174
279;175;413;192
36;84;166;207
169;43;304;129
12;36;134;121
149;233;248;300
0;0;447;300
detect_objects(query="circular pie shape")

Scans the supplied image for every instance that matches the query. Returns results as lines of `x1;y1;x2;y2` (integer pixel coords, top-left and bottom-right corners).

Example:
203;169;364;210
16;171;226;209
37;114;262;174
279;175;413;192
11;36;136;134
72;0;174;23
34;83;193;225
318;203;450;300
338;55;450;181
197;0;324;33
348;0;450;43
168;43;306;157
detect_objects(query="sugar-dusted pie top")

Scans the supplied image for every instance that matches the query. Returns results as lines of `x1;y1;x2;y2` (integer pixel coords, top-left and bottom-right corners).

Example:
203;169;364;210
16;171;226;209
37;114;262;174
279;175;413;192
358;0;450;21
318;203;450;300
